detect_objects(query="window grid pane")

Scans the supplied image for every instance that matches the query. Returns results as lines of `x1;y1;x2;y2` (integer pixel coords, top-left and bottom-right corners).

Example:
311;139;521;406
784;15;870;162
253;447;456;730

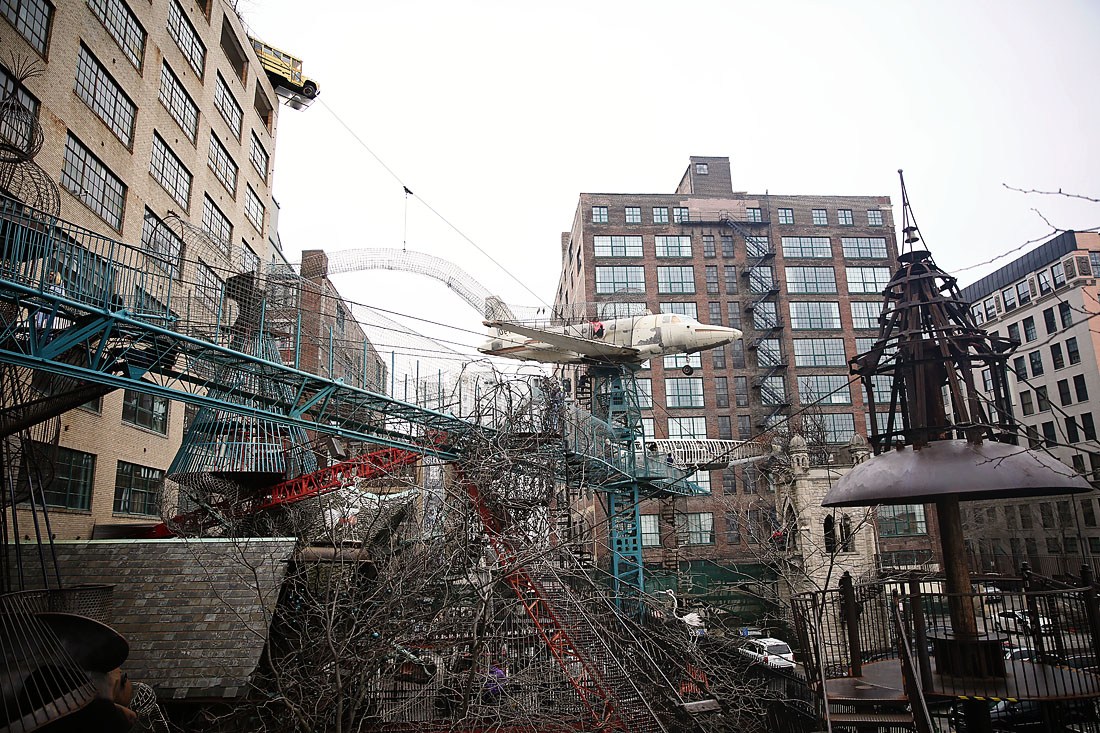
793;338;846;367
665;378;704;408
2;0;52;53
594;235;642;257
87;0;145;69
846;266;892;294
149;134;192;209
841;237;888;258
655;235;692;257
214;73;243;139
656;266;695;294
159;62;198;141
196;259;223;314
40;443;95;510
201;195;232;255
141;208;183;278
249;131;269;180
851;301;883;329
114;460;163;516
122;388;169;434
798;375;852;404
75;45;135;146
782;236;832;258
595;266;645;294
208;131;238;195
790;301;841;329
244;185;265;232
61;134;126;229
785;266;837;294
167;0;205;76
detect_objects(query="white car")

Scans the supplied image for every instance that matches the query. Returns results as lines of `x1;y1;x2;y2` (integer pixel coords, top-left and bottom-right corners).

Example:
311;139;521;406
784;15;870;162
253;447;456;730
995;610;1053;635
738;637;796;669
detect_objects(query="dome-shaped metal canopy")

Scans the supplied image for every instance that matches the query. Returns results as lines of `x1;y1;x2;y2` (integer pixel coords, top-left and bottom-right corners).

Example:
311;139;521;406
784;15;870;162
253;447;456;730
823;439;1093;507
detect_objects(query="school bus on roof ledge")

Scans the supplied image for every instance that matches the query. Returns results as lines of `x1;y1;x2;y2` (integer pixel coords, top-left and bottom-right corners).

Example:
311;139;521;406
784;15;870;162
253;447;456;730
249;37;320;101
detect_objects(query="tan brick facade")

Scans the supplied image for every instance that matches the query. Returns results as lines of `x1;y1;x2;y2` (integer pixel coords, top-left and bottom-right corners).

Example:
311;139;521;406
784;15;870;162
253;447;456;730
3;0;283;537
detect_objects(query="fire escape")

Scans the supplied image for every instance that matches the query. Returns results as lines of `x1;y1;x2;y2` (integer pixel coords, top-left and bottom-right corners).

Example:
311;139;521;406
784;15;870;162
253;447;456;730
723;214;789;431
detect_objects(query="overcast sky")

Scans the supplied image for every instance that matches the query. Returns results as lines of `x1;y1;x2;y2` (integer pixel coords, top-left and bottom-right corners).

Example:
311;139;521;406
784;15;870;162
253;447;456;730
240;0;1100;368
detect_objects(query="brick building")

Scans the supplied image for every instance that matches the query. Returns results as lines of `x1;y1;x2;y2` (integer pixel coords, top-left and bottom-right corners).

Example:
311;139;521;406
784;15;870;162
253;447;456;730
553;156;934;594
1;0;287;538
961;230;1100;576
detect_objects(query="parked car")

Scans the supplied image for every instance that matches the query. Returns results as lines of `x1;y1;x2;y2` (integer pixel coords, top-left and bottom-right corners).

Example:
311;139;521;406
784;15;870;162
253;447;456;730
1004;646;1036;662
736;637;796;669
973;583;1004;604
950;698;1099;733
995;610;1053;635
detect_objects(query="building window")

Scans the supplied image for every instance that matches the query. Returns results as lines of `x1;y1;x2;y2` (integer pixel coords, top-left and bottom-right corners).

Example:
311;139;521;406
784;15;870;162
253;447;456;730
62;133;126;229
1058;379;1073;406
1083;413;1097;441
846;266;892;294
746;207;762;223
717;235;734;258
760;376;787;405
778;208;794;225
661;302;699;319
3;0;52;53
1016;314;1034;341
1019;391;1034;416
650;206;668;224
748;265;775;293
657;266;695;294
248;133;270;182
1037;270;1052;295
591;205;608;223
1041;421;1057;447
75;45;136;147
37;443;95;510
113;460;163;516
244;185;265;232
595;266;645;294
663;352;701;369
122;388;169;434
1052;262;1067;288
702;234;716;258
747;236;771;258
214;72;243;139
625;206;641;224
695;162;708;174
1002;287;1017;312
786;266;837;294
1042;307;1057;335
254;84;274;131
837;209;853;226
793;338;846;367
798;375;852;404
0;63;39;150
850;301;882;329
640;514;661;547
1075;374;1089;402
219;16;248;82
818;413;856;443
869;375;892;404
196;259;223;314
597;301;646;319
672;207;690;223
712;344;726;370
149;133;192;209
719;265;736;295
167;0;205;76
1016;280;1032;305
666;378;704;408
630;378;652;410
1059;302;1073;328
593;235;643;257
141;208;182;277
737;414;751;438
1036;386;1051;412
705;266;719;295
1029;351;1044;377
714;376;729;408
655;235;692;257
790;301;842;330
668;416;707;439
782;236;832;258
867;210;884;226
208;132;238;195
878;504;927;536
677;512;715;545
1051;343;1065;370
1067;337;1081;365
159;62;198;141
812;209;828;225
201;195;232;254
87;0;145;69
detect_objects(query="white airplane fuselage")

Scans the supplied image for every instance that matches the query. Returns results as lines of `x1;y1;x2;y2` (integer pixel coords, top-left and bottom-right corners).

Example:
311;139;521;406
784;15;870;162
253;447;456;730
478;313;742;366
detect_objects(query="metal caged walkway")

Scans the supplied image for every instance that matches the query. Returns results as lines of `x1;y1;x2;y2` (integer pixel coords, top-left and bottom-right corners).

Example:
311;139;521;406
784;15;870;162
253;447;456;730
0;194;737;491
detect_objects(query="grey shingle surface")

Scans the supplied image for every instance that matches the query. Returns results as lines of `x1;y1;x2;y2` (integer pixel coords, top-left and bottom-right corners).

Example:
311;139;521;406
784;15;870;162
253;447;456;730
16;538;295;699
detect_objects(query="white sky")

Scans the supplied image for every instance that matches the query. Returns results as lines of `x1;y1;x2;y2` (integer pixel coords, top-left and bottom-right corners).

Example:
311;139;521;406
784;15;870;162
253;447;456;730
240;0;1100;368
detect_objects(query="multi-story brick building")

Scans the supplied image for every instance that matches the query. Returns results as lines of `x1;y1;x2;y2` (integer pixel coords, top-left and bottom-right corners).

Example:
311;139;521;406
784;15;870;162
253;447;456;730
961;230;1100;576
1;0;288;537
554;156;930;597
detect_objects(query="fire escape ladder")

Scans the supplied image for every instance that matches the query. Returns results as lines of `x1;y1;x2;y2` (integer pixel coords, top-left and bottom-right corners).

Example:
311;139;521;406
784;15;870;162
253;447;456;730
462;476;666;733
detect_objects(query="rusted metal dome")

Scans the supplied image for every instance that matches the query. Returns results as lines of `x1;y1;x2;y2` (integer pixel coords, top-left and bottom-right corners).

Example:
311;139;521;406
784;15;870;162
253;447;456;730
823;439;1091;507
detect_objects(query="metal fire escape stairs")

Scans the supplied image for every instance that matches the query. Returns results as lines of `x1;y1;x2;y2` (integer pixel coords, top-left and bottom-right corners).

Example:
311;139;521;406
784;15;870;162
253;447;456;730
725;214;790;430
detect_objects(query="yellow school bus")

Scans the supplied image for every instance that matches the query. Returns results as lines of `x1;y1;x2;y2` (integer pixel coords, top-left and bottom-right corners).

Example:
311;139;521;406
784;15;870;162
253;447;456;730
248;37;319;99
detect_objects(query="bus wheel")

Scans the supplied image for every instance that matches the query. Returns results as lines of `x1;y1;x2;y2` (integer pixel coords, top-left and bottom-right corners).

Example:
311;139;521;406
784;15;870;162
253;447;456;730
303;82;317;98
681;364;694;376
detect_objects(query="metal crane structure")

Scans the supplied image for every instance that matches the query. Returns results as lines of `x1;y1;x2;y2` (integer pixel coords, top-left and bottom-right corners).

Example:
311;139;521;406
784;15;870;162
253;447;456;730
0;192;763;730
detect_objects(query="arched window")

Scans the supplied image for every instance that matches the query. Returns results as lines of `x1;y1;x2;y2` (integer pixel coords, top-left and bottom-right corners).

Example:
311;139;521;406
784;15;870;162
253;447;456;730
824;515;837;553
840;513;854;552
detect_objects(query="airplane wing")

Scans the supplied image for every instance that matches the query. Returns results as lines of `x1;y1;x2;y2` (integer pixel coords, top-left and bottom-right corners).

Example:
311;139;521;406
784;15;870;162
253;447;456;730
484;320;639;359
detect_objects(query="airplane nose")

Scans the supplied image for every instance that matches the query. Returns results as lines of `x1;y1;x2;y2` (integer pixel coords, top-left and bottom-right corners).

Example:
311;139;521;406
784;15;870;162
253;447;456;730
694;326;742;350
